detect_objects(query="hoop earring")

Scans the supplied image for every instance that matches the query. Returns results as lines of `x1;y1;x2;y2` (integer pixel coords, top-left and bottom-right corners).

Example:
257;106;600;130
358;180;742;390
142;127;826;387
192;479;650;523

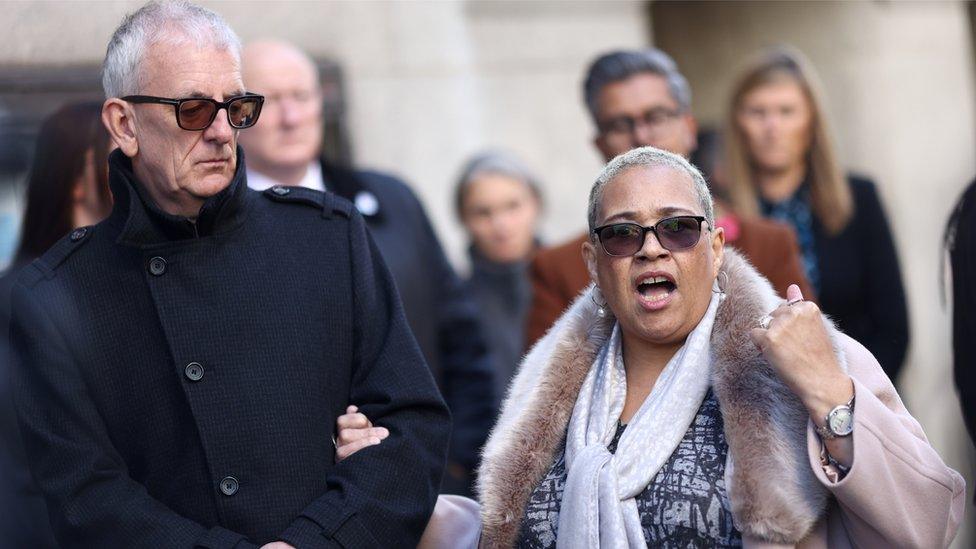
712;270;729;298
591;287;608;318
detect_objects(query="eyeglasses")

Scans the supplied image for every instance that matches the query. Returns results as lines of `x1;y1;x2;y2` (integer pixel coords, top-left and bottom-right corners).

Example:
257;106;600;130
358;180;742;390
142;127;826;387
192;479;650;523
121;93;265;131
592;216;708;256
599;107;682;138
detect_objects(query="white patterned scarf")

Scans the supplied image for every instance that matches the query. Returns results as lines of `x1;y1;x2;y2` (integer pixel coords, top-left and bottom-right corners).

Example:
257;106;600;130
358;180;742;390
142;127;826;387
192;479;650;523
556;293;720;549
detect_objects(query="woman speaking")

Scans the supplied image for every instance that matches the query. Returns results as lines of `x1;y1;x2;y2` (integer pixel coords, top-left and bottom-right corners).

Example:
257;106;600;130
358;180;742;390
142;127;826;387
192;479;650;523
338;147;964;548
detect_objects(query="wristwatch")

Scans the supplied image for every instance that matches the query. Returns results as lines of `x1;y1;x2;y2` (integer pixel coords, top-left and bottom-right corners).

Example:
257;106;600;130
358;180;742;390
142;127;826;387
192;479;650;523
816;393;855;440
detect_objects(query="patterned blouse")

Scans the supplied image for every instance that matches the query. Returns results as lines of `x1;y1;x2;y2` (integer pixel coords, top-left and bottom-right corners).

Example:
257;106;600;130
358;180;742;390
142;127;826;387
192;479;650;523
516;389;742;548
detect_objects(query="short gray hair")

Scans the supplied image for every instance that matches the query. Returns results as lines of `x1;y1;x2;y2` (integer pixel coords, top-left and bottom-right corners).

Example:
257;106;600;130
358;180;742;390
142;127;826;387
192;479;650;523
454;150;542;219
587;146;714;233
102;1;242;98
583;49;692;124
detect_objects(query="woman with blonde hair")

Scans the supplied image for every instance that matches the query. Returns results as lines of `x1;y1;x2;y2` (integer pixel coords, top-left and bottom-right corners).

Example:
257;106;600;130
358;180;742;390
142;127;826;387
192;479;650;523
725;46;908;382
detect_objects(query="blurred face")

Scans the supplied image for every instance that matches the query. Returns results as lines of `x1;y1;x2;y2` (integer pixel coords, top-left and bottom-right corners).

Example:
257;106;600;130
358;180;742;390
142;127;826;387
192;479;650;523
461;173;540;264
239;43;323;175
736;78;813;174
583;165;724;348
593;73;697;161
129;43;243;215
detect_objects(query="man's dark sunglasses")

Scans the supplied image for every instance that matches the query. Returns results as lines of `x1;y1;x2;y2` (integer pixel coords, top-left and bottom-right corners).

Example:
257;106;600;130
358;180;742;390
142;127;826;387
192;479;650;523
593;216;708;256
122;93;265;131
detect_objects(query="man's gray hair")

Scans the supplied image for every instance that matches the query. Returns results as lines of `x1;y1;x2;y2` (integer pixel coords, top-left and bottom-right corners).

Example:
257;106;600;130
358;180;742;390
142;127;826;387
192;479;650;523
587;146;714;233
583;49;692;124
102;1;242;98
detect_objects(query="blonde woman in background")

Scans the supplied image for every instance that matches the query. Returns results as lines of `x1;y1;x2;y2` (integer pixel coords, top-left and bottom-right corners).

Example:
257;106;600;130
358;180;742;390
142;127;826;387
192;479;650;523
725;47;909;383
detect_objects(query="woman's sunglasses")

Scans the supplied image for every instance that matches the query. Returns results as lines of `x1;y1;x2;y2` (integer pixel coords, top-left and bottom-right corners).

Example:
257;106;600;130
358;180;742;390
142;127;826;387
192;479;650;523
122;93;265;131
592;215;708;256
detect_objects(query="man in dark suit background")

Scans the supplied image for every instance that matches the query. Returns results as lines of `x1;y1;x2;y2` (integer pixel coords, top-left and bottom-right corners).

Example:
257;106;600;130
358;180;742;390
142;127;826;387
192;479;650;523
239;40;495;495
9;2;450;547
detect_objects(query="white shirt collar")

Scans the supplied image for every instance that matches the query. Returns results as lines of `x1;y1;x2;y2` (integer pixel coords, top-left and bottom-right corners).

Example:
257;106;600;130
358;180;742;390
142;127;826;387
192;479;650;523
246;161;325;193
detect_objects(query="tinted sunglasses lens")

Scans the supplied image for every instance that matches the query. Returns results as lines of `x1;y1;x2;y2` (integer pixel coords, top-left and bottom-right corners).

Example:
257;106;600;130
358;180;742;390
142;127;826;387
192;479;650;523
228;97;262;128
178;99;217;130
599;224;644;256
656;217;702;250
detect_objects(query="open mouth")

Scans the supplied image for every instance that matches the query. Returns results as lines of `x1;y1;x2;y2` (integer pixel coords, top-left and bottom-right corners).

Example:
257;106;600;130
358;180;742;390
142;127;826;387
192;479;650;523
636;275;676;304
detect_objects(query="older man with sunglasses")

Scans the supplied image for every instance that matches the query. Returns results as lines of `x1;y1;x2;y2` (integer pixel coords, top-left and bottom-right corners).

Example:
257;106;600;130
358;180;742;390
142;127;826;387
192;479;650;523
7;2;449;548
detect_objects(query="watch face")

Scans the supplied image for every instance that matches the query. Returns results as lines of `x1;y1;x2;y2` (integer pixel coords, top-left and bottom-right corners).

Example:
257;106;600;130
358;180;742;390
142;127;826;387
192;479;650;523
828;406;854;436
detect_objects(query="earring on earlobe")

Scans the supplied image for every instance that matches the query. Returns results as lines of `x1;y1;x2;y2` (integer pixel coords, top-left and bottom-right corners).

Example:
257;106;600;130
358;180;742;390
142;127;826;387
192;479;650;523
712;270;729;300
591;287;608;317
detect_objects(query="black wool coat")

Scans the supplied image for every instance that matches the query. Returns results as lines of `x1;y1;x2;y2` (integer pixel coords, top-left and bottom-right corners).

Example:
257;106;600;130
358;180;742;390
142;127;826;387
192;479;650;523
323;162;495;472
9;149;450;548
814;176;909;382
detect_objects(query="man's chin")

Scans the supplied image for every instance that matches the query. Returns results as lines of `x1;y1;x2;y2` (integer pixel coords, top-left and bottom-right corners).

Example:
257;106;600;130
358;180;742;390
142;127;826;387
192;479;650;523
189;174;234;198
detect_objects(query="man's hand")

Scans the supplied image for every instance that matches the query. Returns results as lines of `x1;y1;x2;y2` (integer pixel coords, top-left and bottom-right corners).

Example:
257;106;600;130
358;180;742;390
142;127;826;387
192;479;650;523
335;405;389;462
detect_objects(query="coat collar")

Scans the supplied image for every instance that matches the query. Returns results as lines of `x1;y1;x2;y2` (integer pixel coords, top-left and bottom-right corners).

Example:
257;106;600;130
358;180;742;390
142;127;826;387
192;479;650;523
106;147;250;247
477;250;843;546
320;160;385;223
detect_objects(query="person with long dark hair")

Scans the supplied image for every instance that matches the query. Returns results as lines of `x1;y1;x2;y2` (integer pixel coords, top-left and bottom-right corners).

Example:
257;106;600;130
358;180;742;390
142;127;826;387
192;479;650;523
1;100;112;547
13;101;113;265
946;178;976;447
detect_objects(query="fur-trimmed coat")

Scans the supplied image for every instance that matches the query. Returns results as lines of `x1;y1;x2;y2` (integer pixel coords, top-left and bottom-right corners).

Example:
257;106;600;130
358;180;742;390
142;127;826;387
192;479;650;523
454;250;963;549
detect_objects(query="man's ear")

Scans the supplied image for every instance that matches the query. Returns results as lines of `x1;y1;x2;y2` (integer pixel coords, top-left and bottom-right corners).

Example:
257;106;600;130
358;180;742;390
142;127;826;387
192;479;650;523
593;133;613;163
582;237;599;283
102;99;138;157
683;114;699;155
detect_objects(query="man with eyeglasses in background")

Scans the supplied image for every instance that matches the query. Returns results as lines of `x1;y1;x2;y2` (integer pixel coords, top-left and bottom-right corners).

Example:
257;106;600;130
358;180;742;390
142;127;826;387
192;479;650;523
524;49;813;347
238;40;495;497
8;2;449;548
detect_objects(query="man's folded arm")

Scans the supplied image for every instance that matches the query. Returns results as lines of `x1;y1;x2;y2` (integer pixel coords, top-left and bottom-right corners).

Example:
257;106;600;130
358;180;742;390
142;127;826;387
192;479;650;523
9;284;257;549
279;210;451;549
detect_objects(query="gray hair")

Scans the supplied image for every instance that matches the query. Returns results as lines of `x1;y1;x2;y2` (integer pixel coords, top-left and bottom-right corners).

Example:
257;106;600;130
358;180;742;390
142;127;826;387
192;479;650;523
587;146;714;233
102;1;242;98
583;49;692;124
454;150;542;219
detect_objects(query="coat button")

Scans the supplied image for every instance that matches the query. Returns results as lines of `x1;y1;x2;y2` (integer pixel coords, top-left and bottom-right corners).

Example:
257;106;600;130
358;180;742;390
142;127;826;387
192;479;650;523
271;185;290;196
184;362;204;382
148;256;166;276
219;476;239;496
69;227;88;242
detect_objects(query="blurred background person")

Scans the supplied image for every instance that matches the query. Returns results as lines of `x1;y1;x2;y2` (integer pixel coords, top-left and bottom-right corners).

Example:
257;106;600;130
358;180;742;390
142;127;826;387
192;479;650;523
945;177;976;448
11;101;113;267
725;46;909;383
0;100;113;549
238;39;494;496
455;150;543;401
525;48;811;348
